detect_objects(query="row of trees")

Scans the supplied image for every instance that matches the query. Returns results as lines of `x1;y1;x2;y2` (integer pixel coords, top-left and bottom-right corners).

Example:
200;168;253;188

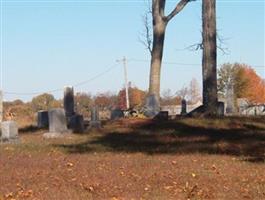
28;86;146;113
26;79;201;114
28;62;265;112
5;77;200;116
4;64;263;122
161;78;201;106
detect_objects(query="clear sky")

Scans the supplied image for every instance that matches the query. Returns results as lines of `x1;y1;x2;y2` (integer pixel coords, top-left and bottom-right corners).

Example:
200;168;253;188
1;0;264;101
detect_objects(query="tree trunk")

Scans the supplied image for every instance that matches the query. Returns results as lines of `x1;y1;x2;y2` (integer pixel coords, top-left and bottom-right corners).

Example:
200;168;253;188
145;0;191;117
145;17;167;117
149;20;167;99
202;0;218;115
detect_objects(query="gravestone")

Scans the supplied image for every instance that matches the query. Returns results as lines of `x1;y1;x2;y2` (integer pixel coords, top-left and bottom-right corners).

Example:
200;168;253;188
180;99;187;115
37;110;49;128
187;102;224;117
154;111;168;121
69;114;84;133
217;101;225;116
1;121;19;142
43;108;68;138
226;83;236;114
144;94;160;118
110;108;124;120
64;86;75;120
89;106;101;128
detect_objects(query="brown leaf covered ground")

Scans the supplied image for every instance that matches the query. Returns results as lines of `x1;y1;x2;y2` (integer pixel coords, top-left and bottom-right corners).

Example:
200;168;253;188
0;117;265;200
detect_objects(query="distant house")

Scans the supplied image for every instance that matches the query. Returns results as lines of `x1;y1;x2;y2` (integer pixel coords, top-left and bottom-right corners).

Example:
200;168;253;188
237;98;265;116
161;98;265;116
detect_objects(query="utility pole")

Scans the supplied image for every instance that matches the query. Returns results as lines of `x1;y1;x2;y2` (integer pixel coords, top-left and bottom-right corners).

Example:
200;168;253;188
122;57;130;110
117;57;130;110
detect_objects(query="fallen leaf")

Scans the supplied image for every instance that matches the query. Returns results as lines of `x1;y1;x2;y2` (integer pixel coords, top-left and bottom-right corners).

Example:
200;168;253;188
66;162;74;167
164;186;173;190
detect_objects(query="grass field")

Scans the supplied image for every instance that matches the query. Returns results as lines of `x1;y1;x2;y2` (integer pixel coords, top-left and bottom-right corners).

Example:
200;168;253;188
1;117;265;200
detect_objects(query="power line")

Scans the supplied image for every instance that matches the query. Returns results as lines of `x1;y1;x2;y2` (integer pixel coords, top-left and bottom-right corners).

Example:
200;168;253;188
129;58;265;69
3;58;264;96
129;58;200;66
3;62;119;96
72;63;119;87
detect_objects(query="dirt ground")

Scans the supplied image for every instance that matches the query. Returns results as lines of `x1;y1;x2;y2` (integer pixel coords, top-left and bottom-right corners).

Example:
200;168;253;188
0;117;265;200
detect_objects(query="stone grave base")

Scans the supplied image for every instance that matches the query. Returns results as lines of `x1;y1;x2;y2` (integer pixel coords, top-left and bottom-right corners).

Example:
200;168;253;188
89;121;102;129
0;137;20;144
144;94;160;118
154;111;169;121
43;131;72;139
187;102;225;117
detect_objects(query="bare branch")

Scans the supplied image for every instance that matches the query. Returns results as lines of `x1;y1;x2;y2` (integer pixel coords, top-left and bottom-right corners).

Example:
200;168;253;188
139;12;153;55
176;30;230;55
217;32;230;55
176;43;203;52
165;0;194;22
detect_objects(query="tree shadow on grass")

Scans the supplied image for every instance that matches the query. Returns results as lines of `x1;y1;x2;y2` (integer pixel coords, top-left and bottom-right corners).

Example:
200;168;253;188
55;118;265;163
19;125;43;134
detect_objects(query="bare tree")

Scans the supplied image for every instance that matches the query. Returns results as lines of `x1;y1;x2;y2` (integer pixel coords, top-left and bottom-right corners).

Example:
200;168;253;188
145;0;194;116
188;78;201;104
139;11;153;55
202;0;218;115
176;86;189;100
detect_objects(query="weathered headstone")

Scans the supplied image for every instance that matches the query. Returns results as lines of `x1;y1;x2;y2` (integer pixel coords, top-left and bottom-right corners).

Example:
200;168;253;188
89;106;101;128
110;108;124;120
1;121;19;142
37;110;49;128
154;111;168;121
144;94;160;117
180;99;187;115
43;108;68;138
69;114;84;133
226;83;236;114
64;86;75;120
217;101;225;116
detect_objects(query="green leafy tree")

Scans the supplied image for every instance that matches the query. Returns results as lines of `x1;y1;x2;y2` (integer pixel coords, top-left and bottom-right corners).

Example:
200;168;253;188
31;93;59;112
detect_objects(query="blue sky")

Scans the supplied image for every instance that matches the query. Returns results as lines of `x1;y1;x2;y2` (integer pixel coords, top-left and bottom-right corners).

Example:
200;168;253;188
1;0;264;101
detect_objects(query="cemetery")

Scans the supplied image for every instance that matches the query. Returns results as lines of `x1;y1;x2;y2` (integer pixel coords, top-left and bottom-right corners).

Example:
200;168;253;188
0;0;265;199
1;85;265;199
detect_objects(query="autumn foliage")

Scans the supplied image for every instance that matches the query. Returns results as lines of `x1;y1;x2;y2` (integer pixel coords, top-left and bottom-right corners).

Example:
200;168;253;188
241;67;265;104
118;86;146;110
218;63;265;104
94;93;118;110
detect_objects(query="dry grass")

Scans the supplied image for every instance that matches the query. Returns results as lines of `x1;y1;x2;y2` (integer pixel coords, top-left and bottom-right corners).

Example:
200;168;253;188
0;117;265;200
